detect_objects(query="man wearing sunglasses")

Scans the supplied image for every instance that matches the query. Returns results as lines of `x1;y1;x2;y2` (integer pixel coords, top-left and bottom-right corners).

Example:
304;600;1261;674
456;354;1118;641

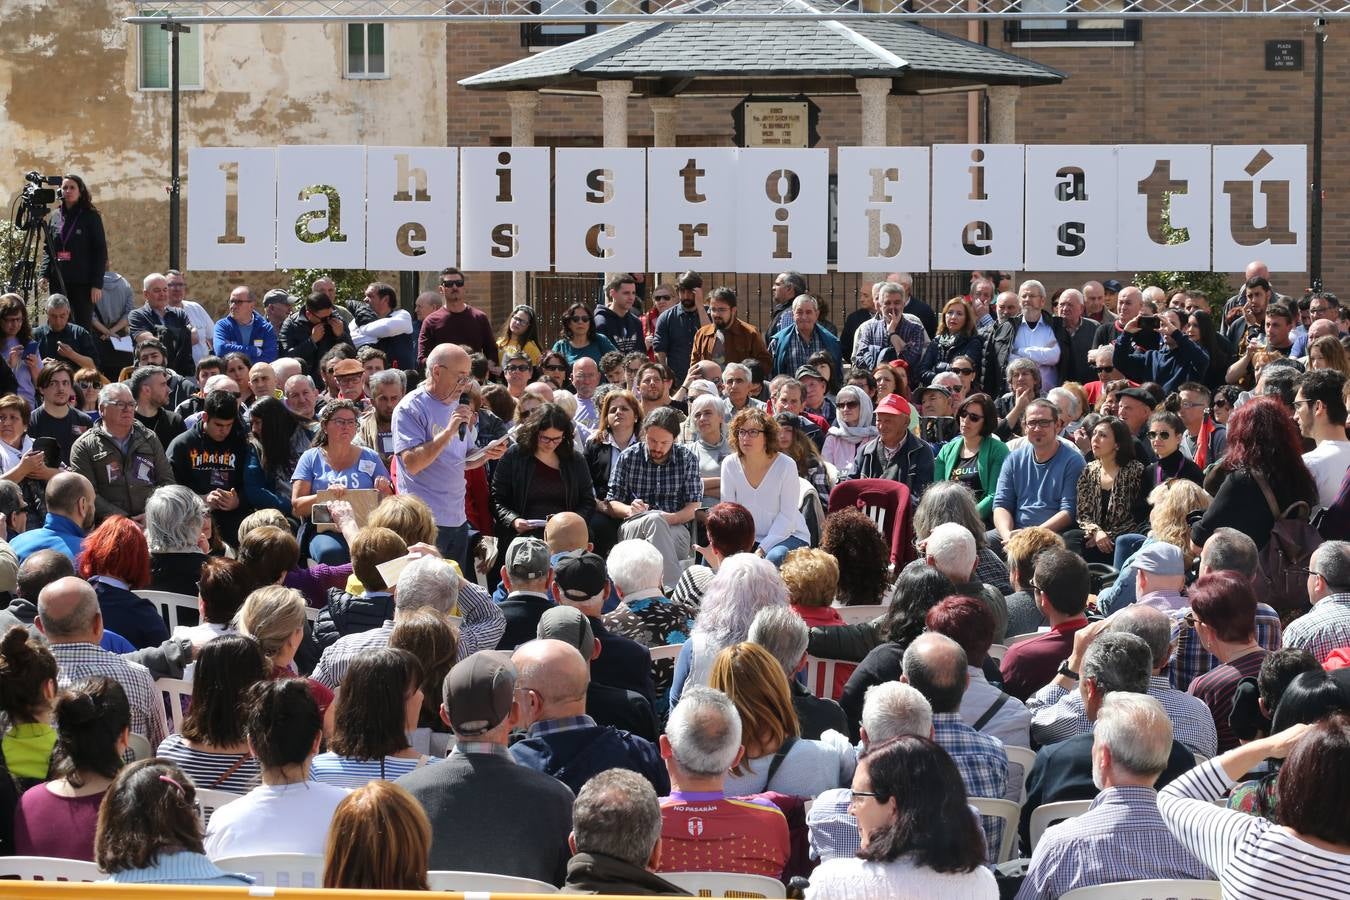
1081;345;1132;409
279;292;353;375
417;266;497;369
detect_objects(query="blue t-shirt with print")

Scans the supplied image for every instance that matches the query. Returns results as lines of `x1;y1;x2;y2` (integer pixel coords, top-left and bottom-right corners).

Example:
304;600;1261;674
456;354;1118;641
291;446;389;490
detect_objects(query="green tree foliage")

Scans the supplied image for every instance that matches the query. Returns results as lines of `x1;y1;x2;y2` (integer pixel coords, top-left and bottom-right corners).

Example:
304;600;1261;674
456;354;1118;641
1133;194;1232;318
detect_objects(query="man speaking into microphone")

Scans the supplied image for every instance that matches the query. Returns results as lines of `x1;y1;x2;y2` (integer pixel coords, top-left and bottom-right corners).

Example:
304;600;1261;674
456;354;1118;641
393;343;507;570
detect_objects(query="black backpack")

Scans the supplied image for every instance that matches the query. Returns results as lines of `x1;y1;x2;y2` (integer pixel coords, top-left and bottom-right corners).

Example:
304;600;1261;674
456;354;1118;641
1254;473;1323;621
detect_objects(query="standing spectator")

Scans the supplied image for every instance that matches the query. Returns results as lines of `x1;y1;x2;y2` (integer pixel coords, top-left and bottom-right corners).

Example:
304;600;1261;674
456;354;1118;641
155;633;266;793
1018;694;1210;899
38;175;107;332
35;576;167;756
417;267;497;367
69;383;174;524
1282;541;1350;663
1295;369;1350;508
13;676;128;861
280;293;353;375
164;270;215;366
918;297;984;385
130;365;185;451
393;343;507;566
79;516;165;650
94;264;134;380
807;735;996;900
214;286;277;364
594;274;646;356
552;302;618;367
322;781;431;891
690;287;771;373
770;294;840;377
656;686;790;879
852;282;927;371
96;760;253;887
128;275;192;376
496;304;544;366
350;281;415;371
397;651;575;886
983;279;1072;397
654;276;707;384
30;361;92;465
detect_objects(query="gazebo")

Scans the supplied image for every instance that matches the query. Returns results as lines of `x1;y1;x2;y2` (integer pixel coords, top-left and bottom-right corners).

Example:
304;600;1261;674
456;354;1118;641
460;0;1066;148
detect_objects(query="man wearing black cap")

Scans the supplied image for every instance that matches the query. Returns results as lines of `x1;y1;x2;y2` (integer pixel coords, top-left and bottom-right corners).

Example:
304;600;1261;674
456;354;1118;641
551;552;655;704
262;289;293;335
496;537;555;652
397;651;575;886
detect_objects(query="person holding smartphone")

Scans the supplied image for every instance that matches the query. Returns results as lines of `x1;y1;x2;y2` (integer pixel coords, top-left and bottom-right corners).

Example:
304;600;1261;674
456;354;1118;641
0;293;37;406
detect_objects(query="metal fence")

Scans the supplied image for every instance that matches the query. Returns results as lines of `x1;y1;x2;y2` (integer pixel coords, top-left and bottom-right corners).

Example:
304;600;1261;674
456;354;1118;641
527;270;969;338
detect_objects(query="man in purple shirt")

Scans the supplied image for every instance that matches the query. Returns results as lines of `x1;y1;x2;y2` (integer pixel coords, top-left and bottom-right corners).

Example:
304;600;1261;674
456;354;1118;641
392;343;506;570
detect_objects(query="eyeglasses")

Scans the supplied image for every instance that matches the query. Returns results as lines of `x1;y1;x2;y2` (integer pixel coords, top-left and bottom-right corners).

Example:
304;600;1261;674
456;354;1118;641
567;315;591;323
440;279;464;288
102;401;135;412
329;417;359;427
537;433;564;446
1180;401;1206;409
229;298;252;306
950;367;975;376
1147;430;1174;440
1095;366;1115;374
506;364;531;373
1293;398;1315;408
736;429;764;439
543;363;567;372
849;790;882;801
836;400;860;410
654;294;673;302
1024;419;1055;429
959;411;984;422
1212;398;1231;408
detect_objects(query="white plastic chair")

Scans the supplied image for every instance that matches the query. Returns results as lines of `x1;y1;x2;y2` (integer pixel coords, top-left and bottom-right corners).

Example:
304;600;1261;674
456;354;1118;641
1029;799;1093;851
157;676;193;734
196;787;243;828
0;857;102;881
834;604;886;625
142;590;200;631
1004;745;1037;803
987;643;1009;662
426;870;559;893
126;732;153;761
803;655;844;700
303;605;320;623
1060;879;1222;900
211;853;324;888
969;797;1020;863
661;871;786;898
1004;630;1045;647
649;644;684;661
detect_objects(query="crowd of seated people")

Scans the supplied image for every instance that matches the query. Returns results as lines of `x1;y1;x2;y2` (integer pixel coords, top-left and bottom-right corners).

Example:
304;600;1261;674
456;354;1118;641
0;262;1349;897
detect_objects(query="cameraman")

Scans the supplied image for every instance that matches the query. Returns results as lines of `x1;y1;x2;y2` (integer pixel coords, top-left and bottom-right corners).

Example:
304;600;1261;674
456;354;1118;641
279;292;353;375
37;175;107;332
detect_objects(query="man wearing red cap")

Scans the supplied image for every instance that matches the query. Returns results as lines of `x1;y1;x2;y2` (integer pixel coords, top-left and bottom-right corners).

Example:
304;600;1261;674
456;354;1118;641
839;392;934;499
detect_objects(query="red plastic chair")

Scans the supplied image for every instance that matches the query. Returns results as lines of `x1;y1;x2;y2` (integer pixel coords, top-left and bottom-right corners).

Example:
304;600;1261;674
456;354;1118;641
827;478;913;570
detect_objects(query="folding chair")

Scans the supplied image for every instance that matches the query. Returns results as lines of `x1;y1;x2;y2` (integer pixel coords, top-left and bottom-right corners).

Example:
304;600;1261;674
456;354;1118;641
969;797;1020;863
834;604;886;625
426;871;559;893
196;787;243;829
157;676;193;734
1029;799;1093;851
1004;745;1037;804
660;871;786;898
1059;879;1222;900
142;590;200;631
827;478;913;569
211;853;324;888
0;857;102;882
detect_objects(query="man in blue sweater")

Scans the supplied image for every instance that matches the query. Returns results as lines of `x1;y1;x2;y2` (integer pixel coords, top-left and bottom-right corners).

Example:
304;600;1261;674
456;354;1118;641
991;398;1086;557
10;472;93;563
214;286;278;364
1113;309;1209;393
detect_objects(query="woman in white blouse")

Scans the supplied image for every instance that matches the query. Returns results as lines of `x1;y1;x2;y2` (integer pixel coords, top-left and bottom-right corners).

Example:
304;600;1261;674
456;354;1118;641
720;408;809;567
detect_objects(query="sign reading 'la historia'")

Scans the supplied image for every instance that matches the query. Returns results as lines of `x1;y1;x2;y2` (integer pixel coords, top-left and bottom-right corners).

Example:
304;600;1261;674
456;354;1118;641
186;144;1306;274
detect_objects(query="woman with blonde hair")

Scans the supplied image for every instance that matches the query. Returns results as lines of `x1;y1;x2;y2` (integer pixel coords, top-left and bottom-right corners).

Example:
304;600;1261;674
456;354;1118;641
323;780;431;891
709;642;853;797
1307;333;1350;376
723;407;809;566
234;585;334;717
367;491;438;548
782;547;853;699
917;297;984;386
1097;477;1212;615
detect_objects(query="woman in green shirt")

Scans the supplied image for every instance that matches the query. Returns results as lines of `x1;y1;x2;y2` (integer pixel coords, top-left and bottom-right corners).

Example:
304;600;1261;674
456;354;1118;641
0;625;59;782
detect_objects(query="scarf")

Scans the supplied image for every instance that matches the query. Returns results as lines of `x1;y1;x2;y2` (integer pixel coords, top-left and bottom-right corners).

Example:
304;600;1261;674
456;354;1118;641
827;385;879;444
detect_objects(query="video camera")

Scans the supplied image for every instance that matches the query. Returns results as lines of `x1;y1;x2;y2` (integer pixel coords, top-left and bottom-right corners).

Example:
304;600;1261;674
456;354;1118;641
15;172;62;231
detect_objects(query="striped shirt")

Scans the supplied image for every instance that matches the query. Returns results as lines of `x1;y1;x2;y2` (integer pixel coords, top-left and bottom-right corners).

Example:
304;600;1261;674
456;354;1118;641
155;734;260;793
50;641;168;749
1158;758;1350;899
1170;603;1282;691
1186;648;1268;754
1282;593;1350;663
1028;677;1217;759
309;752;442;788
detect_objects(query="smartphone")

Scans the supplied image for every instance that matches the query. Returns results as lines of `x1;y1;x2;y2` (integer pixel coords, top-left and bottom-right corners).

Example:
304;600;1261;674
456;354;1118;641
311;503;332;525
32;436;59;469
1138;314;1160;331
22;341;37;359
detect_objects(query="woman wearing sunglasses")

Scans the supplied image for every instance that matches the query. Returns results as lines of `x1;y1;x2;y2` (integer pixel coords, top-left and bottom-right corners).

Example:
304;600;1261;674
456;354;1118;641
550;302;617;367
933;393;1008;523
821;385;877;473
496;305;543;365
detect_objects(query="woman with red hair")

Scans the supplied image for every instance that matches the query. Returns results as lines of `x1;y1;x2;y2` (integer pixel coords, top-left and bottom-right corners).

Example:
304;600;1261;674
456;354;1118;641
1191;395;1318;551
78;516;164;649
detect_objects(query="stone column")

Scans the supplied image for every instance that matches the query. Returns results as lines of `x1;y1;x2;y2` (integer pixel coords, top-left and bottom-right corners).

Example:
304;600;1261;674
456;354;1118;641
506;90;540;306
886;94;903;147
596;79;634;148
856;78;891;147
987;85;1021;144
649;96;680;147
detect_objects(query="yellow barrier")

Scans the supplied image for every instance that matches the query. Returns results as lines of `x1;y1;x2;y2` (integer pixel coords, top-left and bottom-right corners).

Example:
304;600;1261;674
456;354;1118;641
0;886;666;900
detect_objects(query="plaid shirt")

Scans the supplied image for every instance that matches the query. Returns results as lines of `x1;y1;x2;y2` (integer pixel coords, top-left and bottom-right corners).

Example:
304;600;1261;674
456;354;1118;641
311;581;506;689
527;714;596;737
452;741;511;759
607;442;703;512
50;642;168;749
1170;603;1282;691
774;326;829;374
1282;593;1350;664
1016;785;1211;899
1027;677;1217;759
852;315;928;370
933;712;1008;863
806;787;858;861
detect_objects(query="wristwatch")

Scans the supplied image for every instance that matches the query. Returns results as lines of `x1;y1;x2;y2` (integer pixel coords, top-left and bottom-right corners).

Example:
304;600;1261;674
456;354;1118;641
1056;660;1080;681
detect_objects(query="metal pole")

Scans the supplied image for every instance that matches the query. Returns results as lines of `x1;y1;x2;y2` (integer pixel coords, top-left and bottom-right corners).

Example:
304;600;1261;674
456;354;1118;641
1311;17;1326;290
163;19;190;271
